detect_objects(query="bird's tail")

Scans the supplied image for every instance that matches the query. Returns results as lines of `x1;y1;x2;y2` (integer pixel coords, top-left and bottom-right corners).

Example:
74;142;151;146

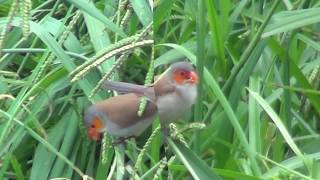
103;80;148;95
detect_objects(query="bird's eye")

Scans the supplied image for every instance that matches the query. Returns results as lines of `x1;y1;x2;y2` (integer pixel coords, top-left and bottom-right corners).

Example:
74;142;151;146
180;71;186;76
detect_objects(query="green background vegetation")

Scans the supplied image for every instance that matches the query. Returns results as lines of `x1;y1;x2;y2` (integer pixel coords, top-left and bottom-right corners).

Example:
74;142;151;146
1;0;320;179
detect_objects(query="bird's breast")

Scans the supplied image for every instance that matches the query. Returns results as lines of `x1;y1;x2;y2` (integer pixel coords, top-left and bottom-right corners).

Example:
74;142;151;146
156;85;197;123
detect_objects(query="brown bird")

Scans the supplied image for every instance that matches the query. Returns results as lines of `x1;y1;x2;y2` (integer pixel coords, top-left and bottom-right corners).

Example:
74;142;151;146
84;61;198;141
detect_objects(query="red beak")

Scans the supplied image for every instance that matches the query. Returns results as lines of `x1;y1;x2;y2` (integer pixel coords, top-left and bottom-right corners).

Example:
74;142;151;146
88;128;101;141
189;71;198;84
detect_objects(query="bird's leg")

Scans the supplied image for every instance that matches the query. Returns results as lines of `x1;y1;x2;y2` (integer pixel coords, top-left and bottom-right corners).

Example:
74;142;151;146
160;122;171;137
112;136;135;145
161;127;171;137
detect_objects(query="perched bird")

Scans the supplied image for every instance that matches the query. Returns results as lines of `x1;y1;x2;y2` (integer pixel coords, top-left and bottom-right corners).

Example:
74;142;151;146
84;61;198;141
84;93;157;141
152;61;198;131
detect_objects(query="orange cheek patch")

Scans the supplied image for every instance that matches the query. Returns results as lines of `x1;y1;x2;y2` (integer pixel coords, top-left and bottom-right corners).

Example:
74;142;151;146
87;116;105;141
92;116;104;129
173;73;184;85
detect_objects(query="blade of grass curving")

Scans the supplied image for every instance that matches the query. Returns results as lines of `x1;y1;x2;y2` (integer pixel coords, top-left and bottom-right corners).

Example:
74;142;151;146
262;8;320;38
27;20;102;99
229;0;249;23
48;111;80;178
200;0;281;126
63;138;81;179
205;0;226;76
167;138;222;180
260;155;314;180
247;89;303;157
297;33;320;52
83;12;115;78
0;109;85;178
154;40;196;67
40;17;84;53
30;111;70;180
267;38;320;114
168;164;263;180
228;41;266;109
223;0;280;95
153;0;174;32
130;0;152;27
10;155;25;180
67;0;126;37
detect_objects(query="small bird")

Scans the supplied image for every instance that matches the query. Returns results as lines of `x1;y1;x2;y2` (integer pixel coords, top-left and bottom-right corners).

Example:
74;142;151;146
84;93;157;141
84;61;198;141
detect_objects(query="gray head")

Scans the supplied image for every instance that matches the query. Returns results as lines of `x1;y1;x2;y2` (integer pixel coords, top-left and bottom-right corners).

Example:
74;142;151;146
167;61;198;85
84;105;105;140
170;61;195;72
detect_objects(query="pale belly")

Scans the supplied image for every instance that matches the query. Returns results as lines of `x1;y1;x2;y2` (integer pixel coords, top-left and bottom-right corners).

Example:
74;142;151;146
106;116;155;137
157;86;197;124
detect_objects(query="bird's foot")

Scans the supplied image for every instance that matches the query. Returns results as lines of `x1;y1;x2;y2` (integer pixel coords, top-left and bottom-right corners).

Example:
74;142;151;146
161;127;171;137
112;136;135;145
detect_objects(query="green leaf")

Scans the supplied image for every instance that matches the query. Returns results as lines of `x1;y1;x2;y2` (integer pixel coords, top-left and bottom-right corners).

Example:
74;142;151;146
154;0;174;31
167;139;222;180
130;0;152;27
247;89;303;157
263;8;320;37
67;0;126;38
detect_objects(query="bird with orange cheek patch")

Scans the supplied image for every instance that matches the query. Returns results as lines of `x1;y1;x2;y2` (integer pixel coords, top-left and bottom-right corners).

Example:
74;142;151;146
84;61;198;141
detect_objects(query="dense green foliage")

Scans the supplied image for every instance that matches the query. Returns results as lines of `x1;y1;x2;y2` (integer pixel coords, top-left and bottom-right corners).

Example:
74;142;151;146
1;0;320;179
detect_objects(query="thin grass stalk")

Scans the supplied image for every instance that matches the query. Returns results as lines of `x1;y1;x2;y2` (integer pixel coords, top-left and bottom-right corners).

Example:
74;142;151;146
177;122;206;134
33;10;82;83
207;74;262;175
115;0;124;42
249;77;261;153
203;0;280;123
223;0;281;95
193;0;205;154
1;48;89;61
0;0;19;58
169;123;188;147
138;45;154;116
115;144;125;180
89;22;153;98
0;109;88;178
21;0;32;39
282;34;293;131
120;4;132;29
69;34;149;79
71;39;153;82
152;156;176;180
258;154;312;180
134;126;160;173
89;54;127;98
205;0;226;76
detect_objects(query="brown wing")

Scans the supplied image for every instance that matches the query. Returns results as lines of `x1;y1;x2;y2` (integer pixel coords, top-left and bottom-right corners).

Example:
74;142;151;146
153;75;176;97
93;93;157;128
103;80;156;102
103;80;147;94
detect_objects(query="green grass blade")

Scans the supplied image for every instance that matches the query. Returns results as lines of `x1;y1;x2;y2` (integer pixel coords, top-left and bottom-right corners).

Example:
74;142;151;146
247;89;303;157
263;8;320;38
167;138;222;180
67;0;126;37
